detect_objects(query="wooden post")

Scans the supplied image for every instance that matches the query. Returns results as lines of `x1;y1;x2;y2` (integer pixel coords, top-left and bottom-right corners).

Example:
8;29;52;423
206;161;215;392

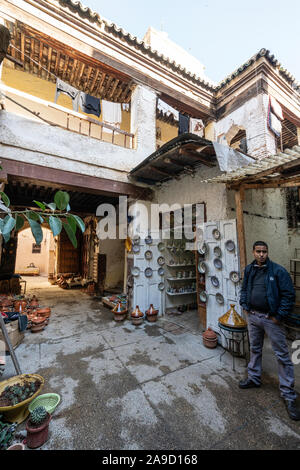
0;315;22;375
235;187;247;273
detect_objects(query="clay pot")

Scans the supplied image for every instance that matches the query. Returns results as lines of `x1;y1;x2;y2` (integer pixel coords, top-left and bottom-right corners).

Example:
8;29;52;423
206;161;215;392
34;308;51;319
146;304;159;322
202;328;218;349
29;296;39;308
131;306;144;326
31;323;46;333
26;413;51;448
14;300;27;313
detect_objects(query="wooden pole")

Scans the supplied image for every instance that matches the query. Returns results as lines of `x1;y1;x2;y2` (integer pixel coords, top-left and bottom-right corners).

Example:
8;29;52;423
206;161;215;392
0;315;22;375
235;187;247;273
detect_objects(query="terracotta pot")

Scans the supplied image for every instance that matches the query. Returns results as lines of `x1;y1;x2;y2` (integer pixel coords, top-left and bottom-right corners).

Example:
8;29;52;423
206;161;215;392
26;413;51;449
131;306;144;325
14;300;27;313
29;296;39;308
146;304;159;322
146;313;158;323
113;312;127;322
202;328;218;349
31;323;46;333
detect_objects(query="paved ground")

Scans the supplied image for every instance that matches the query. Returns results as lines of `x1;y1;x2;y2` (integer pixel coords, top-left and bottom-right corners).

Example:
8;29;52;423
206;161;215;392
2;276;300;450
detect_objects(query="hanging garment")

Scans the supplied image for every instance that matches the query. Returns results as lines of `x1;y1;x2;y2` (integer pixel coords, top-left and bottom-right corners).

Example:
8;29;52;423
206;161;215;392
268;111;282;137
122;103;130;112
101;100;122;124
178;113;190;135
270;96;283;121
55;78;80;111
189;118;204;137
79;92;101;117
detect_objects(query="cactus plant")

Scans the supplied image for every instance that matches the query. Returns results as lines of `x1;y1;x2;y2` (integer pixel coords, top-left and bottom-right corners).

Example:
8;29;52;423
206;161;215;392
30;406;48;426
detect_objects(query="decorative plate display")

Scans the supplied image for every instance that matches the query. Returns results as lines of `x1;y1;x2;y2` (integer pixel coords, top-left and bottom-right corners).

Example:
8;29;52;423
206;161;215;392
145;235;153;245
144;267;153;278
145;250;153;261
213;258;223;270
199;291;208;303
158;242;165;252
212;229;221;240
225;240;236;252
132;244;140;254
158;282;165;291
131;267;140;277
158;267;165;276
157;256;165;266
230;271;240;283
211;276;220;288
216;293;224;305
198;261;208;274
213;246;222;258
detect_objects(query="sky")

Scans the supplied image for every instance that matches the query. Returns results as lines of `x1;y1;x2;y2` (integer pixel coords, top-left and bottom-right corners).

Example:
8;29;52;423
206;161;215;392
82;0;300;84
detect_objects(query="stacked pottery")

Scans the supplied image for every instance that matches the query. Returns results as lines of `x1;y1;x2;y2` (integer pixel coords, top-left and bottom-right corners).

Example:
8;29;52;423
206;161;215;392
34;308;51;325
31;316;47;333
202;328;218;349
145;304;159;323
131;306;144;326
29;296;39;309
112;302;128;322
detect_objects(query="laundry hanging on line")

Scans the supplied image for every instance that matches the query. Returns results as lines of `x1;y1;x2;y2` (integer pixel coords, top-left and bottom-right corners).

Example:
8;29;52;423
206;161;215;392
157;98;179;120
189;118;204;137
178;113;190;135
101;100;122;124
54;78;80;112
79;92;101;118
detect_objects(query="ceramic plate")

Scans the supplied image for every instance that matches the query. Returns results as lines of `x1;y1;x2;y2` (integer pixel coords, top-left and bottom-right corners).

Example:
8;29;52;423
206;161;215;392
199;290;208;303
158;282;165;291
131;267;140;277
225;240;236;252
145;250;153;261
213;258;223;270
132;235;140;245
198;261;208;274
216;293;224;305
158;267;164;276
145;268;153;278
145;235;153;245
211;276;220;288
214;246;222;258
132;244;140;253
230;271;240;283
212;229;221;240
198;242;208;255
157;256;165;266
158;242;165;252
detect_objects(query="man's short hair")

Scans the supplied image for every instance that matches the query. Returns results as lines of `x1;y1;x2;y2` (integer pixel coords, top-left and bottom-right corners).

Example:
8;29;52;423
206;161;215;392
253;241;268;250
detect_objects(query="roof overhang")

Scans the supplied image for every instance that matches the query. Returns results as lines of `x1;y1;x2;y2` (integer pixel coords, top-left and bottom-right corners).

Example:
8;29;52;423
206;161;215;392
129;133;217;185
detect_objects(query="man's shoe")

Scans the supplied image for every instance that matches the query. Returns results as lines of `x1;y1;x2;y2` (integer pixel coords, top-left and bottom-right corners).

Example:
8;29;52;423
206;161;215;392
283;399;300;421
239;378;261;389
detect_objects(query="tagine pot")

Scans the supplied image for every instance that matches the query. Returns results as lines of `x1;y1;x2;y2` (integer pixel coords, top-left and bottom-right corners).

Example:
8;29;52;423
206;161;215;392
26;412;51;449
145;304;159;322
30;317;47;333
131;306;144;326
14;300;27;313
112;302;128;322
202;328;218;349
29;296;39;308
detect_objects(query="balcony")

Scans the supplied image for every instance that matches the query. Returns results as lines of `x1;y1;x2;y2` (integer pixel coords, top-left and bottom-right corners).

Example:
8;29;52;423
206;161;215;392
0;84;134;149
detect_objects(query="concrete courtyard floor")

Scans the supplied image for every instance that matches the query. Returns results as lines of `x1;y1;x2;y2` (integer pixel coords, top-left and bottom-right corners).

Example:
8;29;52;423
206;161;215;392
2;276;300;450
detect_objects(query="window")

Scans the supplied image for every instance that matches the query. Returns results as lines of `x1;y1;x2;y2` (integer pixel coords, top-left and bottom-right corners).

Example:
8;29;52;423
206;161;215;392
32;244;41;254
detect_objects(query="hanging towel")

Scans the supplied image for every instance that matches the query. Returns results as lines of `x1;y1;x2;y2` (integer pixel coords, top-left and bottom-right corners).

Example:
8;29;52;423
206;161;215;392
79;92;101;117
55;78;80;111
101;100;122;124
157;99;179;120
189;118;204;137
178;113;190;135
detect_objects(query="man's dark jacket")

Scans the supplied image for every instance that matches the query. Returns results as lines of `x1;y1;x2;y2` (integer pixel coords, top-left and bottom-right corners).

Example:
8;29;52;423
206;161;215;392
240;258;295;321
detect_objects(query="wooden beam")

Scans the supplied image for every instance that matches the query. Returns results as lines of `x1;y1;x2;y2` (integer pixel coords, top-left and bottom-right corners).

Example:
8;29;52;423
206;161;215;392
1;159;153;200
179;149;216;167
235;188;247;273
149;166;171;178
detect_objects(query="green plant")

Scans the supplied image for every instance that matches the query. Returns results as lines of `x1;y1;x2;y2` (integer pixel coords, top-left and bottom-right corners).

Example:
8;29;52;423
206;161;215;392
29;406;48;426
0;415;17;450
0;185;85;248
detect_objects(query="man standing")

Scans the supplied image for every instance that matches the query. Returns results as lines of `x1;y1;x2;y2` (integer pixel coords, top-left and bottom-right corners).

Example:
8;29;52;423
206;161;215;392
239;241;300;421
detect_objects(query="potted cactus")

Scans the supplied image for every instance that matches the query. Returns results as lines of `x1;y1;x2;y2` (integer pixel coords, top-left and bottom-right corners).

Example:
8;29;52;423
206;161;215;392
26;406;51;448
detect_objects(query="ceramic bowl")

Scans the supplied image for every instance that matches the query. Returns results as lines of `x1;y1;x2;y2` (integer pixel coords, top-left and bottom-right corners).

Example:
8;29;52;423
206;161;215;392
211;276;220;288
132;244;140;254
158;282;165;291
198;242;208;255
216;293;224;305
157;256;165;266
145;268;153;278
213;258;223;270
214;246;222;258
225;240;236;252
158;242;165;252
212;229;221;240
145;235;153;245
132;235;140;245
158;267;164;276
131;267;140;277
145;250;153;261
230;271;240;283
198;261;208;274
199;291;208;303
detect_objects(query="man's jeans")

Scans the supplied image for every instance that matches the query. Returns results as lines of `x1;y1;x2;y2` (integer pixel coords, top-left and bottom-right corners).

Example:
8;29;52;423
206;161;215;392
247;311;297;400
